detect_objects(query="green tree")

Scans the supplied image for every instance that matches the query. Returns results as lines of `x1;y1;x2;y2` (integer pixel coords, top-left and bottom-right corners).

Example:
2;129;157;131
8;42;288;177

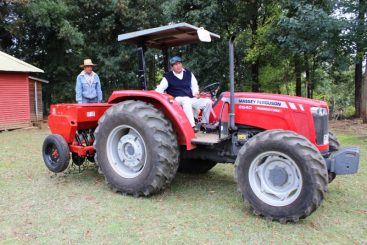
1;0;365;121
342;0;367;117
3;0;85;108
1;0;167;109
0;1;15;51
73;0;167;93
272;0;343;98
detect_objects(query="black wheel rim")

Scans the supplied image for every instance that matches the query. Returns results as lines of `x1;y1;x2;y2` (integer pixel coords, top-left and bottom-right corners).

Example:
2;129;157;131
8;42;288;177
46;143;60;166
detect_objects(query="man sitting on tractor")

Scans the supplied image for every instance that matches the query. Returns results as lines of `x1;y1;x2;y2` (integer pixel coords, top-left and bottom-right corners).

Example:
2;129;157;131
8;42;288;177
155;56;213;132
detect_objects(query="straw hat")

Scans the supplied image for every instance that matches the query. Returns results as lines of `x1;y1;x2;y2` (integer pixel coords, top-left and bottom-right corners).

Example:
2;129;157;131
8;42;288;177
80;59;96;67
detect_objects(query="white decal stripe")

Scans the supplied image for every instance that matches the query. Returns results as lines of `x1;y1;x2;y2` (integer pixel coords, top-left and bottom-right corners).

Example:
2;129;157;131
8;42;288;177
289;102;297;110
299;104;305;111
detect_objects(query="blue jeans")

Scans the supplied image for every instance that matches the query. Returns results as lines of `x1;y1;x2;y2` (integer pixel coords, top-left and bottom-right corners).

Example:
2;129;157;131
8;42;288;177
81;97;98;103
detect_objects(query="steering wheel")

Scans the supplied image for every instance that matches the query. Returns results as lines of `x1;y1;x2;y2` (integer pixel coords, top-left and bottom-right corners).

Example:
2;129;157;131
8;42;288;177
200;82;221;100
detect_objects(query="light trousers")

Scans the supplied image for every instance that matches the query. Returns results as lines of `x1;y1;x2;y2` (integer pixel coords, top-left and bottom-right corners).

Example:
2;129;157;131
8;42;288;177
175;96;212;127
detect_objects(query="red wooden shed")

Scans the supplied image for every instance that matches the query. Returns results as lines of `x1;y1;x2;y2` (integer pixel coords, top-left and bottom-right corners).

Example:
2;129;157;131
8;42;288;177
0;51;48;131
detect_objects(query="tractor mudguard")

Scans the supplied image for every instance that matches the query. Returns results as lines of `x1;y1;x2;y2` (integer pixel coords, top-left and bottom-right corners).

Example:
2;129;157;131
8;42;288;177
108;90;198;150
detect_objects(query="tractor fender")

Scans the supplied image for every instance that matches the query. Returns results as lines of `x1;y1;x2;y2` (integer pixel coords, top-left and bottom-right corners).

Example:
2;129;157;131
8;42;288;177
108;90;196;150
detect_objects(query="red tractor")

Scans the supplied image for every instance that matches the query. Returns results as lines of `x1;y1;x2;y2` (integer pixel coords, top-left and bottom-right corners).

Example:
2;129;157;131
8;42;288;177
42;23;360;222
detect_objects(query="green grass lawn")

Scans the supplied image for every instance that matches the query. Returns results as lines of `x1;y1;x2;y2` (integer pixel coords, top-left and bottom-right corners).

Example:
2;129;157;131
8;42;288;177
0;126;366;244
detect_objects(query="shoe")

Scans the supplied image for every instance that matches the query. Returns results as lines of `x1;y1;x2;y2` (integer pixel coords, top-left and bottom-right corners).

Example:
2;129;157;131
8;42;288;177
192;125;199;133
201;122;219;133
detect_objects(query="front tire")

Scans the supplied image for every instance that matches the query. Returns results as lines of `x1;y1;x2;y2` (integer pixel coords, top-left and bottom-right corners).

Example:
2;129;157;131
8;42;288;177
94;100;179;196
235;130;328;222
327;131;340;183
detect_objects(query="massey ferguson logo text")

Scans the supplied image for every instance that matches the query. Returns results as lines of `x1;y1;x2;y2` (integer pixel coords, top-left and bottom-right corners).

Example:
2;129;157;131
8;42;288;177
236;98;288;108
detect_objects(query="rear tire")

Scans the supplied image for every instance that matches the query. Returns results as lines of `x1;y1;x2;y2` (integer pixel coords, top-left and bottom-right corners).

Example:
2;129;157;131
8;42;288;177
329;132;340;151
235;130;328;222
94;100;179;196
42;134;70;173
327;131;340;183
178;159;217;174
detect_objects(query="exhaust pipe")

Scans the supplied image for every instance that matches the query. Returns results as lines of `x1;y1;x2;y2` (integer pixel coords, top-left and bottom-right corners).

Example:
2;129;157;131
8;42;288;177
229;36;237;130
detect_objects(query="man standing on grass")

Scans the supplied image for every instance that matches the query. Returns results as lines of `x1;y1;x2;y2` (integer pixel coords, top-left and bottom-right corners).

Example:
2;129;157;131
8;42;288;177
76;59;103;104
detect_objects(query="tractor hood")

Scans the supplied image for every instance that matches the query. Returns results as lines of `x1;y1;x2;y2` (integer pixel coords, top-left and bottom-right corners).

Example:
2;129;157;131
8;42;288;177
214;92;330;151
221;92;328;109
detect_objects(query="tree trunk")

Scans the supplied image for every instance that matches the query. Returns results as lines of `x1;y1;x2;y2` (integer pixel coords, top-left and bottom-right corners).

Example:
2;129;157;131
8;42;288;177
305;57;312;98
43;84;52;115
355;62;363;117
294;56;302;96
354;0;366;117
362;56;367;123
251;61;260;92
250;0;260;92
284;61;290;95
310;57;317;99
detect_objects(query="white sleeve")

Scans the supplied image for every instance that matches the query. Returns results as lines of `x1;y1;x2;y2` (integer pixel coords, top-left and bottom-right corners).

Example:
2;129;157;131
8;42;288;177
155;77;168;93
191;73;199;94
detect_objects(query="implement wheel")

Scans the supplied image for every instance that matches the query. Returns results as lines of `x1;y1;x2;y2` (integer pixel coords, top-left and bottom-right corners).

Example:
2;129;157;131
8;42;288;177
235;130;328;222
94;100;179;196
42;134;70;173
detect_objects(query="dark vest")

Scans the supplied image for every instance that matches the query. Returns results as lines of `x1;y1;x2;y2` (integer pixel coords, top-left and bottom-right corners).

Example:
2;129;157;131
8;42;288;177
164;70;193;98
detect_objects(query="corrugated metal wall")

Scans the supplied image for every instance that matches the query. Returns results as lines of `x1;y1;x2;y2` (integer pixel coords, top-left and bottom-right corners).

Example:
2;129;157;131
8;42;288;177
29;79;43;123
0;72;31;130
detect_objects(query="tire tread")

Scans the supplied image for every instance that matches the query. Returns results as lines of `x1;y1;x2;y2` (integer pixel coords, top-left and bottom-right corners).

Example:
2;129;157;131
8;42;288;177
235;130;328;222
94;100;179;196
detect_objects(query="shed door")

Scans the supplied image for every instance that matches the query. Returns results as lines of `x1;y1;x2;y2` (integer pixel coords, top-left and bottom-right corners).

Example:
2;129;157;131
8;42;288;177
29;79;43;122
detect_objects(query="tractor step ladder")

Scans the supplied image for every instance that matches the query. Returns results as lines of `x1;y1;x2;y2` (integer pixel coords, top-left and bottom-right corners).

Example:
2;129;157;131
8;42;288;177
191;132;229;146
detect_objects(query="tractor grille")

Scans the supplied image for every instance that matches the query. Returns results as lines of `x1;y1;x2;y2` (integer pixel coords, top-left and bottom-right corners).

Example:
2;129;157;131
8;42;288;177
313;114;329;145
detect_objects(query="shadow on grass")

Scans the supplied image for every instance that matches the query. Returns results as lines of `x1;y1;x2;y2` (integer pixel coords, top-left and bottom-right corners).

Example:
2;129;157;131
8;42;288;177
49;163;238;200
48;162;360;226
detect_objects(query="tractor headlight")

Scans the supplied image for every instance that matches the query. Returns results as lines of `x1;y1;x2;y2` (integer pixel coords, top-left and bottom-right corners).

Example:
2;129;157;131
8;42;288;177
311;107;329;145
311;107;328;116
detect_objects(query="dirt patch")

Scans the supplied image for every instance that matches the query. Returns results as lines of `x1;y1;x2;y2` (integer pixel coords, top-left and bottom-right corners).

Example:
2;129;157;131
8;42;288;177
330;119;367;136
